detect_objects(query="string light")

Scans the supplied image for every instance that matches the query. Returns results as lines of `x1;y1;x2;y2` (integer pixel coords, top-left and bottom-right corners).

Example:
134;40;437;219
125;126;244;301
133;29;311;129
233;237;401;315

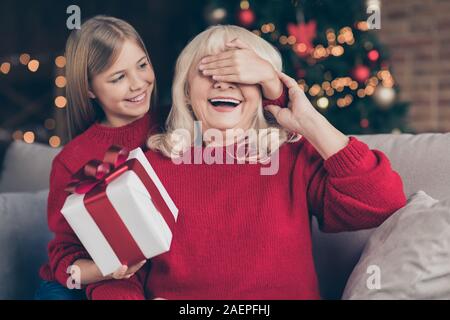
55;96;67;108
240;0;250;10
27;59;39;72
316;97;329;109
0;62;11;74
49;136;61;148
23;131;35;144
19;53;31;65
55;76;67;88
55;56;66;68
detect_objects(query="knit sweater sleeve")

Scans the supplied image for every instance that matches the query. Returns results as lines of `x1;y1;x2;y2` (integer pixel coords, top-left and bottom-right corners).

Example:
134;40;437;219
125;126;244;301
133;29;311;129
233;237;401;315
44;156;92;287
85;262;149;300
302;136;407;233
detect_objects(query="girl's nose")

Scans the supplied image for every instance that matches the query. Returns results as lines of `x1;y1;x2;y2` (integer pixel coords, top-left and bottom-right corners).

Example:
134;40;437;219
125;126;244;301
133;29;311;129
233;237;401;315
129;74;145;91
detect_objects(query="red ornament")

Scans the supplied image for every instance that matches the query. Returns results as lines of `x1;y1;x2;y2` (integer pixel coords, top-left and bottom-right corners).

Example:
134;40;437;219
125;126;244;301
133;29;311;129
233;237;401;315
353;65;371;83
287;21;317;57
296;68;306;78
368;49;379;62
238;9;255;27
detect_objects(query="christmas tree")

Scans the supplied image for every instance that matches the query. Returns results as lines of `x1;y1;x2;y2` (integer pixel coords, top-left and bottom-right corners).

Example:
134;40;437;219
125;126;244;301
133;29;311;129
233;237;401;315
204;0;412;134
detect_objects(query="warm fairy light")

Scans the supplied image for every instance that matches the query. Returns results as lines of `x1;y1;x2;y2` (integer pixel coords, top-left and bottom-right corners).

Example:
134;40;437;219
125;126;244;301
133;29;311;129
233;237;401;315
357;21;369;31
317;97;329;109
49;136;61;148
287;35;296;45
326;29;336;43
365;85;375;95
350;81;359;90
252;30;261;36
331;45;344;56
279;35;288;45
55;76;67;88
12;130;23;140
322;81;331;90
55;56;66;68
295;43;307;53
44;118;56;130
344;94;353;104
0;62;11;74
337;98;345;108
357;89;366;98
240;0;250;10
23;131;35;144
309;84;321;96
326;88;334;96
55;96;67;108
19;53;31;65
28;60;39;72
368;76;379;86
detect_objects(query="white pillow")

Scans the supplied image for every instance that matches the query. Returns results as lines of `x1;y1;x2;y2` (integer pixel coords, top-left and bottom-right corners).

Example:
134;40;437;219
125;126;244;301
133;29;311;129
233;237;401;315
342;190;450;300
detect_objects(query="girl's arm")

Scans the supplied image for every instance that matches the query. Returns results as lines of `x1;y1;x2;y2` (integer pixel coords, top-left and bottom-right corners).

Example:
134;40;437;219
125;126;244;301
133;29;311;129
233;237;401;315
267;72;407;232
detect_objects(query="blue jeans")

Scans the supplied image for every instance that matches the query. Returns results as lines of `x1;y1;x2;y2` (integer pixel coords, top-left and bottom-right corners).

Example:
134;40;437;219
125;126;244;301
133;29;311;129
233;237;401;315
34;280;86;300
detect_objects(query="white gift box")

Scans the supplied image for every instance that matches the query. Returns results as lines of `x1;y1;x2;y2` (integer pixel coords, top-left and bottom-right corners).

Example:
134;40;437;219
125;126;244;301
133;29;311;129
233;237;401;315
61;147;178;276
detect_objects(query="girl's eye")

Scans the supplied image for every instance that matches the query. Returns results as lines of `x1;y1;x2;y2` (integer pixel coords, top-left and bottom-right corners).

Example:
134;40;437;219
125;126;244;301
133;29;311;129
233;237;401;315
111;74;125;83
139;62;148;69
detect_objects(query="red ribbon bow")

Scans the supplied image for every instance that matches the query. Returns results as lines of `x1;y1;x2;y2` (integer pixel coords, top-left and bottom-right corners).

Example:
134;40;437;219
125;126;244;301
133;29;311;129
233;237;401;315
64;145;175;268
65;145;130;195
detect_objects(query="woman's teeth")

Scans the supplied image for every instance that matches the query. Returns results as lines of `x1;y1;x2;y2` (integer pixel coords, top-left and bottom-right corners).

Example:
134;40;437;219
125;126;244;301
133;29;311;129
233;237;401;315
127;92;146;103
208;98;241;108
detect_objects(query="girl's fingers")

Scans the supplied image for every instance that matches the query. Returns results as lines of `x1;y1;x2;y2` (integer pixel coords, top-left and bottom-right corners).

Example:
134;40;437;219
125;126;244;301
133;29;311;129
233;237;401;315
203;67;237;76
276;71;301;90
211;75;240;83
201;51;234;64
128;260;147;274
225;38;249;49
199;59;234;70
264;104;282;118
113;265;128;278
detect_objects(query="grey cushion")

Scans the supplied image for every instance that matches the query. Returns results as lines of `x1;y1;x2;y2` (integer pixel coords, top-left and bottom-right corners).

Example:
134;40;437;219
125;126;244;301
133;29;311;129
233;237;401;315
342;191;450;299
0;141;61;193
312;133;450;299
0;190;52;299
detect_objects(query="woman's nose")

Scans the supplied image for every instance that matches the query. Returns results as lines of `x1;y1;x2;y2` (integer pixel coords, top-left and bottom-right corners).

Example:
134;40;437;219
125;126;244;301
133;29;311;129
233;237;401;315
213;80;236;90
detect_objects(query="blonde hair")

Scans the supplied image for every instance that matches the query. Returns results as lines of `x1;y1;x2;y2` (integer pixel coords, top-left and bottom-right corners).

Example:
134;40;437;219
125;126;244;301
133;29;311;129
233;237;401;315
65;15;157;139
147;25;299;161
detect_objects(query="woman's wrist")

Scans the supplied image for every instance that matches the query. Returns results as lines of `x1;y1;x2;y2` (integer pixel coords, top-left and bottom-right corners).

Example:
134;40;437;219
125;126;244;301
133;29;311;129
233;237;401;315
259;69;283;100
301;112;350;160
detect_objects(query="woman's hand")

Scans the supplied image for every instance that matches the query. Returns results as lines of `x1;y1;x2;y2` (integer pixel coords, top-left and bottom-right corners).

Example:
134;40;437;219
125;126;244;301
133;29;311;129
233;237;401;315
264;71;322;136
110;260;147;280
198;38;283;100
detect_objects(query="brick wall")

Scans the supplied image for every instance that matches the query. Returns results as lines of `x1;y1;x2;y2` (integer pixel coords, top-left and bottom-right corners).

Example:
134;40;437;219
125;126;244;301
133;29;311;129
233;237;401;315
378;0;450;133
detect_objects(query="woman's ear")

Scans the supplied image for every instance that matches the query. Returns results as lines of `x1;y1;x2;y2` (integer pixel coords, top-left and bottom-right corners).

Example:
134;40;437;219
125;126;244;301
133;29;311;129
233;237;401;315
88;90;96;99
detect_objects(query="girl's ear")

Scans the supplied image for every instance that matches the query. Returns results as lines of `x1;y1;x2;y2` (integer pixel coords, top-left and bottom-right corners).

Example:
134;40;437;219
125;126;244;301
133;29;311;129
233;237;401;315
88;90;96;99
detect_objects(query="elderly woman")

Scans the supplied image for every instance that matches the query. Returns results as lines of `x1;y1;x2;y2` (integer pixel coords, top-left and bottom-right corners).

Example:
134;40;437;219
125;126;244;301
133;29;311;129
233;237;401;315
87;25;407;300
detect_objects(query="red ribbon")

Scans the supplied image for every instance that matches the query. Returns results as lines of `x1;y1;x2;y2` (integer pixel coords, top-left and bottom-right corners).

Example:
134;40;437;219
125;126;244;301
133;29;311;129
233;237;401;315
65;145;175;267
